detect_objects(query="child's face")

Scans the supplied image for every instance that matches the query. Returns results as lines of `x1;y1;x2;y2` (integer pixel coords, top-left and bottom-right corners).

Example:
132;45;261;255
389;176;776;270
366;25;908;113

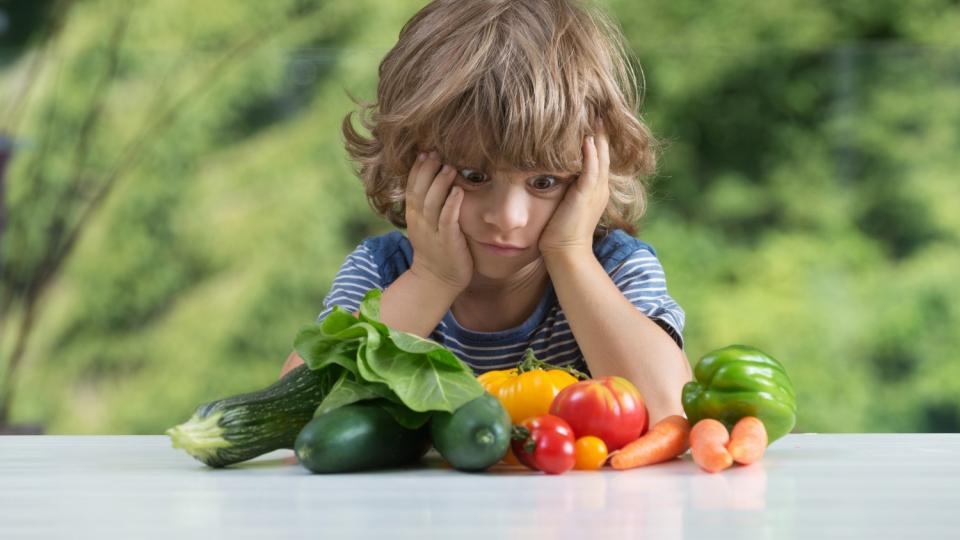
452;165;577;279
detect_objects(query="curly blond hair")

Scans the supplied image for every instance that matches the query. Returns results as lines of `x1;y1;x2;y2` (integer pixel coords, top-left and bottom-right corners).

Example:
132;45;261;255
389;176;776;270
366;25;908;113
342;0;659;237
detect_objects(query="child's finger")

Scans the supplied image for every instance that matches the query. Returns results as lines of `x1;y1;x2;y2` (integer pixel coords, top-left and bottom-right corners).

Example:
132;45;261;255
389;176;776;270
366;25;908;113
596;119;610;175
404;151;426;200
406;151;440;215
423;164;457;228
438;185;463;233
580;134;599;192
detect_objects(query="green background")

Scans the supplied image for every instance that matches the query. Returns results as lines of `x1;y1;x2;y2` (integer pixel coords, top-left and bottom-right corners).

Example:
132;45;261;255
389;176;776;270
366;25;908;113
1;0;958;434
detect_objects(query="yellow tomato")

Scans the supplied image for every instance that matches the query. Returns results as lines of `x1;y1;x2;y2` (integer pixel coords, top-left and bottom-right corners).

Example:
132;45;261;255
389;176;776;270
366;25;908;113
476;348;581;424
502;447;522;466
574;436;609;470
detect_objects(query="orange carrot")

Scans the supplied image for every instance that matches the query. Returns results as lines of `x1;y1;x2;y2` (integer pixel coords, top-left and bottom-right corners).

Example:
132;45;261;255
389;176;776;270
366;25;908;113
726;416;767;465
690;418;733;473
610;415;691;470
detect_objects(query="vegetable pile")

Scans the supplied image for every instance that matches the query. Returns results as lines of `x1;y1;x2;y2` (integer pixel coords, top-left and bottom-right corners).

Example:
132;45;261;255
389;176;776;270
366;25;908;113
167;288;798;476
480;344;797;474
168;288;491;471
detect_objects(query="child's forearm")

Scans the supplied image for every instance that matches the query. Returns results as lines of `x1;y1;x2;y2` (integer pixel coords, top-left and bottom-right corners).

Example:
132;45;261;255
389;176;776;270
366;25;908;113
279;269;459;378
377;268;461;338
544;249;693;425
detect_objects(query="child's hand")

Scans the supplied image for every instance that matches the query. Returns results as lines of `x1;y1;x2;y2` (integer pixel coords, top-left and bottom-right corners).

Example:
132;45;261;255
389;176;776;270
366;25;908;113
405;150;474;293
538;119;610;259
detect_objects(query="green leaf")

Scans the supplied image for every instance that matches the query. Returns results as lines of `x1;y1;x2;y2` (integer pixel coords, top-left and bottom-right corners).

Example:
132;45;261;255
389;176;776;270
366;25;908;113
364;339;484;413
322;306;362;334
294;317;383;371
378;400;433;430
310;350;359;376
301;287;482;418
314;371;396;417
389;329;472;372
355;342;393;385
327;320;383;348
358;289;390;336
386;329;440;353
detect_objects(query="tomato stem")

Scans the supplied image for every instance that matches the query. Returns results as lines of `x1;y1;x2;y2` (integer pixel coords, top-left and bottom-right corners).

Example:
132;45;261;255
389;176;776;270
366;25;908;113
511;425;530;441
516;348;589;380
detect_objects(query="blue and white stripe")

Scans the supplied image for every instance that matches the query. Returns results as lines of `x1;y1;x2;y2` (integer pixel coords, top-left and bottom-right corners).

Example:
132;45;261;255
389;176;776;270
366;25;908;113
315;245;381;323
315;243;684;376
610;249;686;342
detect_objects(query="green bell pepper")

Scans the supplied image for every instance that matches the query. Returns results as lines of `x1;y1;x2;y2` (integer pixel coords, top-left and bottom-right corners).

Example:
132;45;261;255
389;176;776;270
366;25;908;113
682;345;797;445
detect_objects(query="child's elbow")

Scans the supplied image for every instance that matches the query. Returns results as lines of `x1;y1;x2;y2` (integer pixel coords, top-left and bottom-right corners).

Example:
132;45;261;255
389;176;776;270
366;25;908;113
279;350;306;379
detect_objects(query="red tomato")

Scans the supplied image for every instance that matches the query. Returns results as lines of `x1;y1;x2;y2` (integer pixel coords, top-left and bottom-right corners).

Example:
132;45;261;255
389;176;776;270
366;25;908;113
511;415;576;475
548;376;648;451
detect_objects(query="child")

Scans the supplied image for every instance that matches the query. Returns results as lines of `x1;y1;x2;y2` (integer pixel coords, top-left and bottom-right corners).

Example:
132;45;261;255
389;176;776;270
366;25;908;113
281;0;691;424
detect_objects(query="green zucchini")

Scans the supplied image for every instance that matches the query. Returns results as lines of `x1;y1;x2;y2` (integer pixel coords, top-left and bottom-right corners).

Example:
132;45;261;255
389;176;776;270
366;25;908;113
430;392;511;471
167;364;337;468
294;401;431;473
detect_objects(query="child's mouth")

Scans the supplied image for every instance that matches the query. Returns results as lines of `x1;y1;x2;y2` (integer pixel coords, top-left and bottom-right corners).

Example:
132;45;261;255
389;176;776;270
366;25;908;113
478;241;526;256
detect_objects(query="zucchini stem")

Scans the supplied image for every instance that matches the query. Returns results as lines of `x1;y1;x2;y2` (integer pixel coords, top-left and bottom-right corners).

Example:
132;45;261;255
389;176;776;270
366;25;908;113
166;411;231;463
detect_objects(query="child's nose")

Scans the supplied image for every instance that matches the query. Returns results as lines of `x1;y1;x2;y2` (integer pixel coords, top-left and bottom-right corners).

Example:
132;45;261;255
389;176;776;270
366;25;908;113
482;186;529;230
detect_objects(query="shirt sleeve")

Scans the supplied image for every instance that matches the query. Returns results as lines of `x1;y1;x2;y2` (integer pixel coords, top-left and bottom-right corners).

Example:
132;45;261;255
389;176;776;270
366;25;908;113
609;247;686;349
315;243;382;323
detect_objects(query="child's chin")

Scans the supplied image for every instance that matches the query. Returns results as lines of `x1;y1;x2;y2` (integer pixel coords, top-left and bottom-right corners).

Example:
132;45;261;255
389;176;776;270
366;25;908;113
473;257;528;279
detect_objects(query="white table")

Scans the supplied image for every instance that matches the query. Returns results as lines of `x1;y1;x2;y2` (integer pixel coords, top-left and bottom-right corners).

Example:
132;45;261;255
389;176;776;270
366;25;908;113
1;434;957;539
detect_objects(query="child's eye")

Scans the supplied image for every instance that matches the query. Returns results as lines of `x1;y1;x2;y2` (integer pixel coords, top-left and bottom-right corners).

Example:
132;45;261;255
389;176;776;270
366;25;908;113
455;169;565;192
531;176;560;191
458;168;488;185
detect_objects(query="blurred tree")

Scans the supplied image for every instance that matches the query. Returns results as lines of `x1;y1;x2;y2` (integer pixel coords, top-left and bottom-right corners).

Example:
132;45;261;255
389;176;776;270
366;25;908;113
0;0;76;431
613;0;960;432
0;0;61;61
0;0;373;431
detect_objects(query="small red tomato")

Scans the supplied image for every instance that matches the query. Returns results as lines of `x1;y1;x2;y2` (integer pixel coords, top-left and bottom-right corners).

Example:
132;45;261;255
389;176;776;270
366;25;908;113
549;376;648;451
511;415;576;475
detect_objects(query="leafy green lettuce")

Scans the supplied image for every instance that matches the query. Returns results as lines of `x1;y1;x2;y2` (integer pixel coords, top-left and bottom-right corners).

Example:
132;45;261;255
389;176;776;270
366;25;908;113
293;289;484;428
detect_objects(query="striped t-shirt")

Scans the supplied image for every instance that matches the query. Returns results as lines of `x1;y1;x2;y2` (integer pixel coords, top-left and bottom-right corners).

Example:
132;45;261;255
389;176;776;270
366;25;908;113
316;228;685;377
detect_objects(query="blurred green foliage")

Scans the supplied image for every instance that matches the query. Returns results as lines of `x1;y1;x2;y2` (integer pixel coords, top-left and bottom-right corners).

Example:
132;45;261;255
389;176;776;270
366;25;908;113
1;0;958;434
